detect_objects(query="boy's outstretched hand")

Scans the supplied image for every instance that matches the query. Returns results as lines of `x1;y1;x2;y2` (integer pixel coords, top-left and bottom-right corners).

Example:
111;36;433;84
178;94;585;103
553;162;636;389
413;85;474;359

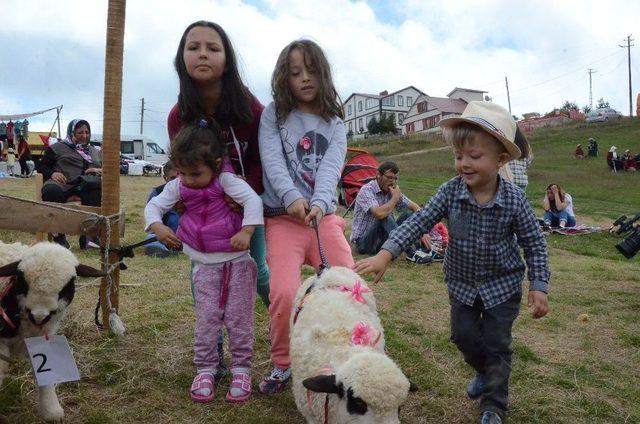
353;250;393;284
528;291;549;319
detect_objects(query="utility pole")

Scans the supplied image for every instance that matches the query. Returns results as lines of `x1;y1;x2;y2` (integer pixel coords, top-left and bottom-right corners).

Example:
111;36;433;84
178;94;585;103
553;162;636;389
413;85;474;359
587;68;597;109
619;35;634;116
139;97;145;134
505;77;512;113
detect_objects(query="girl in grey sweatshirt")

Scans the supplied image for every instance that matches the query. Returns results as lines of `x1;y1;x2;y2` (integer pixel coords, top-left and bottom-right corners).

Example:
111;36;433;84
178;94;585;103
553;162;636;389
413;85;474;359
257;39;355;395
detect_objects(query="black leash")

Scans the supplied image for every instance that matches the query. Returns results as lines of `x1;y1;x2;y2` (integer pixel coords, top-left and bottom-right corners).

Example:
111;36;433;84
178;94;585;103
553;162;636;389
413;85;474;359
311;216;330;276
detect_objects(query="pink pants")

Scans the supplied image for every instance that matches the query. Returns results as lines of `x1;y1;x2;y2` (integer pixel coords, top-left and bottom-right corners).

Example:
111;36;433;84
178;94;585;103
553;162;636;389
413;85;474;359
192;255;257;370
265;214;354;368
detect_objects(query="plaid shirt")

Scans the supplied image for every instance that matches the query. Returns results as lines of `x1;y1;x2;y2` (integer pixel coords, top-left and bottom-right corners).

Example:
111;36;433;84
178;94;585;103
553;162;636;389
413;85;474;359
382;176;549;308
508;158;531;189
350;179;409;241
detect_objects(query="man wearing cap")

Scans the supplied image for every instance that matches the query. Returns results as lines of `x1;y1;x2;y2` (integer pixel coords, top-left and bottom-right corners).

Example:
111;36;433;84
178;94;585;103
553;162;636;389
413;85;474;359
350;160;432;263
355;101;550;424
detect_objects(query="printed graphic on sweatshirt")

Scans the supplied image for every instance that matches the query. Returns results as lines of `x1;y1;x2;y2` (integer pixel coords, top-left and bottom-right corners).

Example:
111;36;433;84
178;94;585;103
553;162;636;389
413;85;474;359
279;126;329;191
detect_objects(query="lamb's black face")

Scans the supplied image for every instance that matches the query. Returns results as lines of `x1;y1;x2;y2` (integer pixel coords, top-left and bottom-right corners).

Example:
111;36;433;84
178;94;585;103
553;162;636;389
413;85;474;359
58;278;75;304
336;382;368;416
346;387;368;415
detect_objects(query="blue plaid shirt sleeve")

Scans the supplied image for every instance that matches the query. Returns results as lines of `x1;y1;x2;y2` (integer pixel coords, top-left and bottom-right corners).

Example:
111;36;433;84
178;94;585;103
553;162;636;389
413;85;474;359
514;195;550;292
382;182;450;258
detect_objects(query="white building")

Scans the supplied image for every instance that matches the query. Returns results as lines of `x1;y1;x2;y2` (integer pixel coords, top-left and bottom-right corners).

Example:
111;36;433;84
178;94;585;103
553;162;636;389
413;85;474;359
402;88;486;135
342;86;424;138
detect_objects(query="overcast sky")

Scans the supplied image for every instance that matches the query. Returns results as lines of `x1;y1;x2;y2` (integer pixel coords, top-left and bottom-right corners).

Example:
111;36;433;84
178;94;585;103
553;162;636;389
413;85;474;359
1;0;638;147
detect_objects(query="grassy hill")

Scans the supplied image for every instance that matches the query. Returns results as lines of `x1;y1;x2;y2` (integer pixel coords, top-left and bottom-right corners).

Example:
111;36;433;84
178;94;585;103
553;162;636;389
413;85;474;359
0;118;638;423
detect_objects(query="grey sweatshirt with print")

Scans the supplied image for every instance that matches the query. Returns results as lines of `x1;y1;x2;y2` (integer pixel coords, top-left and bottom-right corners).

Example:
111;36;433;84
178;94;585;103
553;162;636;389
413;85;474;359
259;102;346;216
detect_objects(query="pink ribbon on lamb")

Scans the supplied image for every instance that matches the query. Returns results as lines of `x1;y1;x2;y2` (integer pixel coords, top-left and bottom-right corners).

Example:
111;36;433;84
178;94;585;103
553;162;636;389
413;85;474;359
351;321;381;347
340;280;371;303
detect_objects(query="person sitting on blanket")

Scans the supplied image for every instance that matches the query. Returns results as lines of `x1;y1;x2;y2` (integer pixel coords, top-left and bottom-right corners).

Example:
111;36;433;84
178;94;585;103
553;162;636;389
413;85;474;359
542;183;576;229
350;160;431;263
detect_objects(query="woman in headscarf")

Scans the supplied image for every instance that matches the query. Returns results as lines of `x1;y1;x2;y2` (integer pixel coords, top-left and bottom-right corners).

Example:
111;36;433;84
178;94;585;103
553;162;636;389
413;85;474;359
37;119;102;248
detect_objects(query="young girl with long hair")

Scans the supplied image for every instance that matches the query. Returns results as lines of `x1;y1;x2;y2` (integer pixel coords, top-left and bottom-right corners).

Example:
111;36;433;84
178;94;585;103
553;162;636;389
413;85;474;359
169;20;270;307
258;39;354;394
145;122;262;403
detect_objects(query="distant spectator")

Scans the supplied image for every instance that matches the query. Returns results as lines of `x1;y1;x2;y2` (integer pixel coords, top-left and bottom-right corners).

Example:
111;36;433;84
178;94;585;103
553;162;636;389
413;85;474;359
508;127;533;191
542;183;576;228
6;146;16;176
144;161;180;258
574;144;584;159
587;138;598;158
622;149;637;171
606;146;622;172
16;134;32;176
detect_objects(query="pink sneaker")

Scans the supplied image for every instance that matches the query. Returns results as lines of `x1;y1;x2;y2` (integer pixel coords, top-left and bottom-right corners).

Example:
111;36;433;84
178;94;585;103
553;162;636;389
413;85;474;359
226;372;251;403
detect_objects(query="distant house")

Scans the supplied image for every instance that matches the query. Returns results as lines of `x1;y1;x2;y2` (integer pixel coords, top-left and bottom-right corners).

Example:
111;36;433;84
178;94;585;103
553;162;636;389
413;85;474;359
402;88;486;135
342;86;425;138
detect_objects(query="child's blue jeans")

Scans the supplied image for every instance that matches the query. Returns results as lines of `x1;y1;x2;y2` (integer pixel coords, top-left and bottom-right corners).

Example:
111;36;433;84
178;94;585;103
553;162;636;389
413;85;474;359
543;210;576;227
449;292;521;419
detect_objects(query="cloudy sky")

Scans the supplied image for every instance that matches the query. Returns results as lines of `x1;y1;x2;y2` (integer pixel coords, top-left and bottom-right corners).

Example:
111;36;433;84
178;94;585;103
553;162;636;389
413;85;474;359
1;0;638;147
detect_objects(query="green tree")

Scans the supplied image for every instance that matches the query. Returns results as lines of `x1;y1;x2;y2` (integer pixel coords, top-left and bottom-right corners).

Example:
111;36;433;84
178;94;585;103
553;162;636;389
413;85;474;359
367;116;380;135
582;105;592;114
561;100;579;111
380;114;397;134
596;98;610;109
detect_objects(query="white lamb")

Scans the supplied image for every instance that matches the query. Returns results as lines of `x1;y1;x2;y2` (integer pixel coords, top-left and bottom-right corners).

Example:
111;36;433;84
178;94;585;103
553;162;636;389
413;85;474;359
290;266;416;424
0;241;103;422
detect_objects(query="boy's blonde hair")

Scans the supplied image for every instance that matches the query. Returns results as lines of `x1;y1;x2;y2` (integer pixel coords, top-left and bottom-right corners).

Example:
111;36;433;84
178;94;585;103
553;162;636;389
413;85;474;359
442;123;508;154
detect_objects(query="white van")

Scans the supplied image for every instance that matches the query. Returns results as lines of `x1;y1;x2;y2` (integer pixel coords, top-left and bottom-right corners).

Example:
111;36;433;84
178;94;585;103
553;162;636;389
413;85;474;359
90;134;169;166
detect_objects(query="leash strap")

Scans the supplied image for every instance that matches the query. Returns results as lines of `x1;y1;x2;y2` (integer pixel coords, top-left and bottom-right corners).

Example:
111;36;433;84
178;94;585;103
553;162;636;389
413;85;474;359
311;217;329;276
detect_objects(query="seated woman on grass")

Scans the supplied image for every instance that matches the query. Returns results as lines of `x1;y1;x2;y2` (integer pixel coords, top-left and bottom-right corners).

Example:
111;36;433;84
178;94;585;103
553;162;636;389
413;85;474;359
542;183;576;228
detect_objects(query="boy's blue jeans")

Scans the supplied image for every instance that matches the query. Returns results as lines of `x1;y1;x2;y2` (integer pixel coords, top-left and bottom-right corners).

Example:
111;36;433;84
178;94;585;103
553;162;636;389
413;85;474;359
543;210;576;227
450;292;521;418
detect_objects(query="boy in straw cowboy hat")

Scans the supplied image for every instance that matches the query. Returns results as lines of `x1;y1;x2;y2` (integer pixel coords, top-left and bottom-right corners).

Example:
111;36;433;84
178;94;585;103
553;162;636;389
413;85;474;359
355;101;550;424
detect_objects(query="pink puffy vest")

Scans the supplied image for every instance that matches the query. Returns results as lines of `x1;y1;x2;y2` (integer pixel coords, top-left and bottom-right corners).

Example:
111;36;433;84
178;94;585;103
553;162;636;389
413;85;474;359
176;160;243;253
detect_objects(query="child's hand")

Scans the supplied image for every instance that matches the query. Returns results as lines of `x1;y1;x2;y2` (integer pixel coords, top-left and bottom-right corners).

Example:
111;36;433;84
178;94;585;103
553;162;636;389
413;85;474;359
287;198;309;221
230;226;255;250
353;250;393;284
150;223;182;250
304;205;324;226
528;290;549;319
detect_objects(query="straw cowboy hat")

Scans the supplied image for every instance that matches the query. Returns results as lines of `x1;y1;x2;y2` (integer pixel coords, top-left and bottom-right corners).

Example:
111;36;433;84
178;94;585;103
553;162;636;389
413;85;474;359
609;146;617;152
439;101;521;159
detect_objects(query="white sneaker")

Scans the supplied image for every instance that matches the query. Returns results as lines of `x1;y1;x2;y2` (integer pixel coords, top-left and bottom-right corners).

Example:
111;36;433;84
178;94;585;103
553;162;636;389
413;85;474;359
406;249;432;265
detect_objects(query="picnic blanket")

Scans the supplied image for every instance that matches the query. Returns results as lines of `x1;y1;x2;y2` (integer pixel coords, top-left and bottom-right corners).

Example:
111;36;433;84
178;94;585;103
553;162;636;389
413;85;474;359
540;224;604;235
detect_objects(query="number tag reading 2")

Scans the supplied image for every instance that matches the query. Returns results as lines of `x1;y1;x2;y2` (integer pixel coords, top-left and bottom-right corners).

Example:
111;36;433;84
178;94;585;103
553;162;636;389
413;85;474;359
24;336;80;386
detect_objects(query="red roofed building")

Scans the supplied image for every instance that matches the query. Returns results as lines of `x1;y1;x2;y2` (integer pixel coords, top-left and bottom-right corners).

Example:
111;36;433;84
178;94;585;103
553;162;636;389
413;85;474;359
402;88;486;135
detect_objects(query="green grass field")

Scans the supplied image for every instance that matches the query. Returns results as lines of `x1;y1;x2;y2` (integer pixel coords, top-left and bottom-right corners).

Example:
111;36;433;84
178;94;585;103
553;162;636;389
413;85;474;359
1;118;639;423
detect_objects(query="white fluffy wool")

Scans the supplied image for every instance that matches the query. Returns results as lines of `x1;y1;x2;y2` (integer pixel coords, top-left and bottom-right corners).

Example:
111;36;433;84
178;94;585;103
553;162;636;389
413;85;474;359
17;243;79;295
290;266;411;423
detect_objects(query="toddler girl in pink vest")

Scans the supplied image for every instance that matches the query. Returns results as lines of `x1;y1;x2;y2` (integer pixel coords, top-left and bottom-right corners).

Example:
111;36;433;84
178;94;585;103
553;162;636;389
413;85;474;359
144;120;262;403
